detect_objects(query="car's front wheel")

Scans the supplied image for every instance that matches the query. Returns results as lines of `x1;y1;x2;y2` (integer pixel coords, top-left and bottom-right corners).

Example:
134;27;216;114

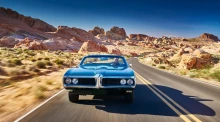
124;92;134;103
69;92;79;103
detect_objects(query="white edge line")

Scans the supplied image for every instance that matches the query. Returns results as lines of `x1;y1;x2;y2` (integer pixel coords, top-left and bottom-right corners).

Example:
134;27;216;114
14;89;65;122
137;59;220;88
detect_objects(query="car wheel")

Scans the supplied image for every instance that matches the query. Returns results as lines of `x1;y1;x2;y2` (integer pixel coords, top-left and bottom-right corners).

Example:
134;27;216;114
69;92;79;103
124;92;134;103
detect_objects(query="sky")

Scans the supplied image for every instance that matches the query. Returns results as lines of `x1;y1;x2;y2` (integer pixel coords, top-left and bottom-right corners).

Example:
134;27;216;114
1;0;220;38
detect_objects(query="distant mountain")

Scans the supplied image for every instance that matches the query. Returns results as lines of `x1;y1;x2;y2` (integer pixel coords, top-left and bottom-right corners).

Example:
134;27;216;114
199;33;219;41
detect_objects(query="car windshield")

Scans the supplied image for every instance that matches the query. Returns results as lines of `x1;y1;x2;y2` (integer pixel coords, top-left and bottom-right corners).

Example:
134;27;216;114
80;56;127;70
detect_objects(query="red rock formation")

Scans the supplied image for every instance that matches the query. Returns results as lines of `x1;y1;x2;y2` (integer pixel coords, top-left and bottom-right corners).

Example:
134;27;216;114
0;7;56;32
199;33;219;41
88;26;105;36
179;49;212;69
78;40;108;54
130;52;138;57
51;26;96;42
111;48;122;55
117;41;124;46
129;34;149;41
106;26;127;40
0;36;19;47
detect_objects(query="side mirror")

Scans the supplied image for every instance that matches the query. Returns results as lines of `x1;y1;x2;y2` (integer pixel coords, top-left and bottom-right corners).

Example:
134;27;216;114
129;64;132;67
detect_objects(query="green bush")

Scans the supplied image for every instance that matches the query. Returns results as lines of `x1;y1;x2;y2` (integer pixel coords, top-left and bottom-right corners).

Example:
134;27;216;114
31;58;37;62
44;57;50;61
210;70;220;82
158;65;166;69
33;68;40;72
54;59;64;65
45;61;53;66
37;57;43;60
11;59;22;65
36;61;46;69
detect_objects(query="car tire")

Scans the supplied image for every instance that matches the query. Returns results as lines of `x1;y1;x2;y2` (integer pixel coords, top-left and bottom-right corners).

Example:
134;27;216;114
124;92;134;103
69;92;79;103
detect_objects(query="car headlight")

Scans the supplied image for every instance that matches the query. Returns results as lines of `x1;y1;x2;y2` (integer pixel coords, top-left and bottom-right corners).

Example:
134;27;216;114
65;78;71;84
127;79;133;85
120;79;126;85
72;78;78;84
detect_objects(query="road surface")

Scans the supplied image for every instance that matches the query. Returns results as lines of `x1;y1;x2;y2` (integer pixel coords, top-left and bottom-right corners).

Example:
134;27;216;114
16;58;220;122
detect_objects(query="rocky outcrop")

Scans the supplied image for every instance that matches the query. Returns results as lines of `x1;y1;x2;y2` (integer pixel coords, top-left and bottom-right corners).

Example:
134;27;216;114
130;52;138;57
0;7;56;32
129;34;149;41
153;37;176;45
89;26;105;36
116;41;124;46
106;26;126;40
111;48;122;55
95;34;109;41
0;36;19;47
14;38;47;50
51;26;96;42
177;47;194;55
14;37;81;51
146;36;157;43
78;40;108;54
179;49;212;69
199;33;219;41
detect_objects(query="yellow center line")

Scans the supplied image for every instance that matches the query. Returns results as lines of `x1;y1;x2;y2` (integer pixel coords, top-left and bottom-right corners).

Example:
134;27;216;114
134;71;202;122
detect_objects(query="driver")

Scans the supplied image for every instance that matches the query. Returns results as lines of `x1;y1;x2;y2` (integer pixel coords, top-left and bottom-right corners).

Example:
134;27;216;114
113;58;120;65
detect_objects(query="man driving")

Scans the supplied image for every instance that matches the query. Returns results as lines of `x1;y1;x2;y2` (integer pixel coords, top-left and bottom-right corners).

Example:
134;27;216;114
113;58;120;65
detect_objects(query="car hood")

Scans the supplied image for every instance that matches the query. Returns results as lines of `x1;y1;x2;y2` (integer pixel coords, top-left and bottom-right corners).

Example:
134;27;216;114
64;67;134;77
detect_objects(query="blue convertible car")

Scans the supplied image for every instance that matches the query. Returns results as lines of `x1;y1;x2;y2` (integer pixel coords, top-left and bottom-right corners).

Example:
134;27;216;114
63;55;136;103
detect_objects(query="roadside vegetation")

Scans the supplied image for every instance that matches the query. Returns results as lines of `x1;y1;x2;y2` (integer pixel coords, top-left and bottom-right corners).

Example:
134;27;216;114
139;54;220;82
0;47;80;122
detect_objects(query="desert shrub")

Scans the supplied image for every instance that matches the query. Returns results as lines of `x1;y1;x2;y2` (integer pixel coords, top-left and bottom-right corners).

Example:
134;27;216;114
26;51;36;56
33;85;47;99
158;65;166;69
44;57;50;61
46;80;53;85
178;69;188;75
45;61;53;66
36;61;46;69
188;69;211;79
31;58;37;62
210;70;220;82
54;59;64;65
10;59;22;65
37;57;43;60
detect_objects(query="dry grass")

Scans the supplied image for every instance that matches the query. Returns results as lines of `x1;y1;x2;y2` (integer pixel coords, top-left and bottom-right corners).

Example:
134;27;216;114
0;68;67;122
0;47;81;122
140;57;220;82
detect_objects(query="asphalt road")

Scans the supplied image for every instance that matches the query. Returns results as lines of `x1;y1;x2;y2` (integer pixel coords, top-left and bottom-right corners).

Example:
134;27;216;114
16;58;220;122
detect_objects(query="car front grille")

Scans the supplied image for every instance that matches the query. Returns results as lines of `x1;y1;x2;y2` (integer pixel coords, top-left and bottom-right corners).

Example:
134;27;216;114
102;78;122;86
78;78;96;86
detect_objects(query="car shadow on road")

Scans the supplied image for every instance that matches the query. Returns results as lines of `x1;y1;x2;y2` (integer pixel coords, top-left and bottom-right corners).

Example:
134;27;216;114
76;84;216;117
